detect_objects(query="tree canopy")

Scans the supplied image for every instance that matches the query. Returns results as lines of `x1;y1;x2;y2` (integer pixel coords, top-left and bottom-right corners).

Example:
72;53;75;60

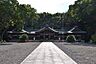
0;0;96;41
66;0;96;34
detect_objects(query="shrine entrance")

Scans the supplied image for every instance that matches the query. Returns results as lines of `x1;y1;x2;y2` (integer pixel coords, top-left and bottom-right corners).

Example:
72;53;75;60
45;34;49;40
39;33;55;41
35;26;58;41
7;25;87;42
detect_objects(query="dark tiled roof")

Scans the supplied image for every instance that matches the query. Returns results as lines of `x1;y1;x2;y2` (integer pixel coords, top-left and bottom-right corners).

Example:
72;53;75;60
8;26;87;34
68;26;87;33
35;26;58;33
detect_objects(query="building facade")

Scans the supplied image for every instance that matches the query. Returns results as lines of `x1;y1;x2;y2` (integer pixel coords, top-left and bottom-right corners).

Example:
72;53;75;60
7;26;87;42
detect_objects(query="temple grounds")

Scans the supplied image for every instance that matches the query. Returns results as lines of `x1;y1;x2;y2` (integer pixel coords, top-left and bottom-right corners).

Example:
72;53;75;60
0;42;96;64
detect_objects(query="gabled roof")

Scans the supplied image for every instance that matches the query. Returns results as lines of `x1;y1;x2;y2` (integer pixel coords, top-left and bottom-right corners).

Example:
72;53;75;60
68;26;86;33
35;25;58;33
69;26;81;32
22;29;28;33
7;25;86;34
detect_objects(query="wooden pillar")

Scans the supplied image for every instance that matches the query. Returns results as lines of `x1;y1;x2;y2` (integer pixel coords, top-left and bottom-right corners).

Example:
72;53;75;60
44;35;45;40
49;35;50;40
59;37;61;40
33;37;35;40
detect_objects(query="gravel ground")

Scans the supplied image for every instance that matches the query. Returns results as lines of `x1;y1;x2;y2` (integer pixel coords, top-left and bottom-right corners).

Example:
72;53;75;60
54;42;96;64
0;42;40;64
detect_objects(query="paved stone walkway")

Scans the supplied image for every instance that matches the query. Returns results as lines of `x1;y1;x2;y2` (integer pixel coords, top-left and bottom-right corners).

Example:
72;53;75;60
21;42;77;64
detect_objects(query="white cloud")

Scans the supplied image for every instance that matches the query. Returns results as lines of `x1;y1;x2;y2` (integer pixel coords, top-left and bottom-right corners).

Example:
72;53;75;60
17;0;77;13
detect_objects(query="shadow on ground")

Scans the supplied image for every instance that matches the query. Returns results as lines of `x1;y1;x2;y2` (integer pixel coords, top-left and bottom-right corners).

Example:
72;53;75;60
0;43;12;45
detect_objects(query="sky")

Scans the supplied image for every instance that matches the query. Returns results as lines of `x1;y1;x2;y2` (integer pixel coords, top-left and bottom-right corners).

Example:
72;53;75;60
17;0;77;14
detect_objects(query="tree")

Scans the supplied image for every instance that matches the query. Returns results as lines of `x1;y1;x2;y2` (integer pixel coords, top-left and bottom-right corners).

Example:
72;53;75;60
19;4;39;30
0;0;38;41
66;0;96;36
0;0;20;41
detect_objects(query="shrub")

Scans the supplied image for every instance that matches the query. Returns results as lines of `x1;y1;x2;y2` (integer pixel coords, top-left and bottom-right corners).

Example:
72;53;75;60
91;33;96;43
66;35;75;42
19;34;28;42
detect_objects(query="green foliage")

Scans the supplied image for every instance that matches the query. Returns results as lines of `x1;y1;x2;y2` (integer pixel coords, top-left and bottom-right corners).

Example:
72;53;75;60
66;35;75;42
0;0;96;43
19;34;28;42
0;0;38;40
66;0;96;39
0;0;38;31
32;12;65;29
19;4;38;30
91;33;96;43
